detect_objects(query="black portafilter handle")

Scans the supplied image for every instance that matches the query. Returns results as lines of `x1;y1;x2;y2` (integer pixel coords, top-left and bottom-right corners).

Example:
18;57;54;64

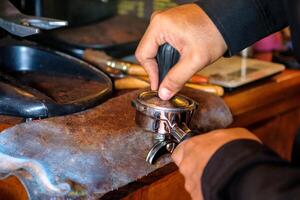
156;43;180;84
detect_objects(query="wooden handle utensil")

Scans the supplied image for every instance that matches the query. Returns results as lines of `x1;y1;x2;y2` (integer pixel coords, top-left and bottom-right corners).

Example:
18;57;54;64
83;49;208;84
114;76;224;96
114;77;150;90
185;83;224;96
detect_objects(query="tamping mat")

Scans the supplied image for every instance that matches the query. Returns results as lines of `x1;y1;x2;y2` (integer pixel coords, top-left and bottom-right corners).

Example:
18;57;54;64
0;88;232;199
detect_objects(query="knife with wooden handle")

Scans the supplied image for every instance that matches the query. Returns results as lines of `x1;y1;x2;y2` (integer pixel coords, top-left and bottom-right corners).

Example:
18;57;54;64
83;49;146;75
83;49;209;84
114;76;224;96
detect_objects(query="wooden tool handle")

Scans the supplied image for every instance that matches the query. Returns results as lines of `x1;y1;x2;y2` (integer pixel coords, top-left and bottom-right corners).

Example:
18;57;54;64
115;76;223;96
128;66;208;84
185;83;224;96
83;49;110;67
126;64;147;76
114;77;149;90
83;49;209;84
189;75;209;84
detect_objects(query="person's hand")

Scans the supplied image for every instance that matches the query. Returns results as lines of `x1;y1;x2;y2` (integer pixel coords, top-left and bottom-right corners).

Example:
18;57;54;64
135;4;227;100
171;128;261;200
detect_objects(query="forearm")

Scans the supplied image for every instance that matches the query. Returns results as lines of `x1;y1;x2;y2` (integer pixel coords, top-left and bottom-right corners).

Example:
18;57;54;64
202;140;300;200
196;0;288;55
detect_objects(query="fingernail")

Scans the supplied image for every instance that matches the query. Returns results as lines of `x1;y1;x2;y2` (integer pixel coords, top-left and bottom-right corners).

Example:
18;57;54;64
159;88;172;100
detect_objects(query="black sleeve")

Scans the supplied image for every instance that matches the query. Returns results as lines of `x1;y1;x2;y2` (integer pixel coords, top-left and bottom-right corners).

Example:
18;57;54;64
195;0;288;56
202;139;300;200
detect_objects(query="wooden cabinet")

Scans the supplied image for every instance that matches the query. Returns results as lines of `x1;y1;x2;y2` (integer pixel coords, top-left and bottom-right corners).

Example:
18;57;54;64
251;107;300;161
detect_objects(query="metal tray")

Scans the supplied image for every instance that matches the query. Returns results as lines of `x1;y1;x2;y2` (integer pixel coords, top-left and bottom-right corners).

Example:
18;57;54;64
30;15;148;58
0;44;112;118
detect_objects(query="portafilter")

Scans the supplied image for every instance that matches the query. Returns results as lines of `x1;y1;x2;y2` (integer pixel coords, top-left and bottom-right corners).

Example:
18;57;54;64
132;43;199;164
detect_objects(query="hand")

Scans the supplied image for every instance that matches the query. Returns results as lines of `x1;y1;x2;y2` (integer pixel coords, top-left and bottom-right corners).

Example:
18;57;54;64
135;4;227;100
171;128;261;200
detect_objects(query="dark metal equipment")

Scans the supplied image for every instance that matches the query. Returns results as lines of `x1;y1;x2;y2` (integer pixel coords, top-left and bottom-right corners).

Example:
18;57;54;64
0;44;112;119
10;0;117;27
0;0;113;119
30;15;148;59
0;0;67;37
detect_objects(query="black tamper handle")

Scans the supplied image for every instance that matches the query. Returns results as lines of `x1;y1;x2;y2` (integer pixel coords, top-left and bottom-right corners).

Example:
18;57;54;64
156;43;180;84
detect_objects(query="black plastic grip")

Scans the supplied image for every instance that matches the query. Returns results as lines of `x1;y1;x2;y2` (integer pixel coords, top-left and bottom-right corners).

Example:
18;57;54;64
156;43;180;84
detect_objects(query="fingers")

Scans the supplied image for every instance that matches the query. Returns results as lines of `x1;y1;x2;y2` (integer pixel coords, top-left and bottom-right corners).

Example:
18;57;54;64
173;140;203;200
135;17;163;90
171;142;185;166
140;59;159;90
150;10;162;21
135;36;159;90
172;128;258;200
158;50;206;100
172;137;196;166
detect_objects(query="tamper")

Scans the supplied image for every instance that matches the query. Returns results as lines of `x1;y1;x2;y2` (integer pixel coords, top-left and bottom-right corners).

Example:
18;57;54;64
132;43;199;164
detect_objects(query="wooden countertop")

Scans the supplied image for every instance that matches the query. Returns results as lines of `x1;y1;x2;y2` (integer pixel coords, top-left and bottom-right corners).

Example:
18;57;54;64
225;69;300;126
1;69;300;200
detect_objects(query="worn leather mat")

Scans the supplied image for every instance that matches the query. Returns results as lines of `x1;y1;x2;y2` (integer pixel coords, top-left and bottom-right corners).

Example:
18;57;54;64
0;88;232;199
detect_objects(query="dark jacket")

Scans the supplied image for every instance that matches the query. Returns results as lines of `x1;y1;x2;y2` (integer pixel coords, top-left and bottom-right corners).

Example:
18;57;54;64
201;140;300;200
197;0;290;56
194;0;300;199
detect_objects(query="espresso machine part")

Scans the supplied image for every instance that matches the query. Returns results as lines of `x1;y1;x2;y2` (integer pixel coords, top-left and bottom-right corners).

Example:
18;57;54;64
0;0;67;37
132;90;198;164
11;0;117;27
0;44;112;119
132;43;199;164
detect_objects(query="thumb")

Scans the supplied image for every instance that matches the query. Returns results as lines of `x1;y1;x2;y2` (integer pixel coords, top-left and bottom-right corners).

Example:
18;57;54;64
158;53;204;100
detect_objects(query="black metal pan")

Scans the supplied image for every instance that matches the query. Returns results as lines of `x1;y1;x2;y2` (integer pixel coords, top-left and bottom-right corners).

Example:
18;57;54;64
0;43;112;118
10;0;117;27
29;15;148;59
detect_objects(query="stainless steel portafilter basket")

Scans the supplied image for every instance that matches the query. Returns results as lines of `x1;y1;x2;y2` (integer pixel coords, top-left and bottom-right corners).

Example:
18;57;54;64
132;90;198;164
